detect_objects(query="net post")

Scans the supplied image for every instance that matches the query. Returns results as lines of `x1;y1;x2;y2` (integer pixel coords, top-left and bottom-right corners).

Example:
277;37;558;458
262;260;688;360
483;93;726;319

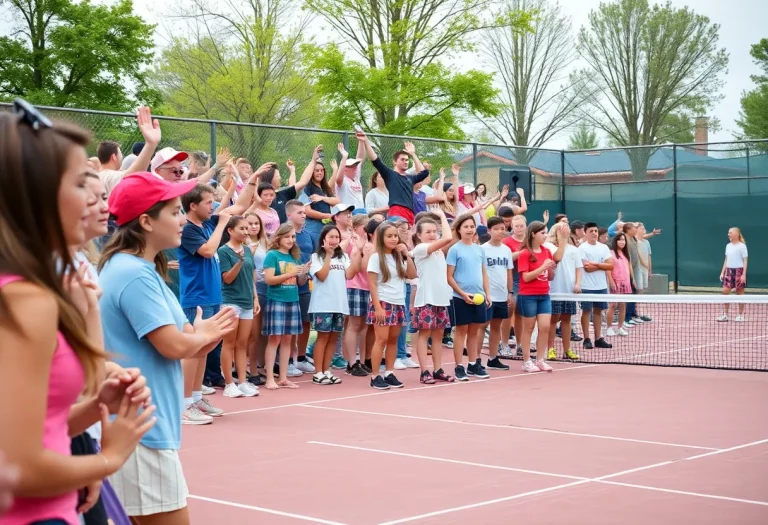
472;142;478;186
210;122;217;164
342;131;349;152
560;149;566;214
746;145;750;195
673;144;679;293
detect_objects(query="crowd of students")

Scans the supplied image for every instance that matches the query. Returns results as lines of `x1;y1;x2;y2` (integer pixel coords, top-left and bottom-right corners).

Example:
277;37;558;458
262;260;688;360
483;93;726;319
0;100;748;525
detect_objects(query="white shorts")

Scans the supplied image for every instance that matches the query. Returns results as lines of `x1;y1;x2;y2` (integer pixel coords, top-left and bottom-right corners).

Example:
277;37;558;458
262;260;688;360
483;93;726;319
635;268;649;290
109;443;188;516
222;304;254;320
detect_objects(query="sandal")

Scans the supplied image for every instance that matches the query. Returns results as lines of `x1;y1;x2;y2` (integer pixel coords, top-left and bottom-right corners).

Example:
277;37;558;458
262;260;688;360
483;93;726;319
432;368;455;382
313;374;332;385
325;373;343;385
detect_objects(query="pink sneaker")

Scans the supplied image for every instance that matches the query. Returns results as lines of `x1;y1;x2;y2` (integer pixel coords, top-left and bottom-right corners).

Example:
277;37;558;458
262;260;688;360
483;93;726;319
521;359;540;373
536;359;553;372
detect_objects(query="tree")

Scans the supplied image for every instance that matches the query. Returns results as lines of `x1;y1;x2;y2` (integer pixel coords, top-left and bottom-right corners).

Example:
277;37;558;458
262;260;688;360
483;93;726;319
568;122;600;150
737;39;768;142
575;0;728;178
480;0;588;161
151;0;321;161
303;0;532;139
657;113;695;144
0;0;157;110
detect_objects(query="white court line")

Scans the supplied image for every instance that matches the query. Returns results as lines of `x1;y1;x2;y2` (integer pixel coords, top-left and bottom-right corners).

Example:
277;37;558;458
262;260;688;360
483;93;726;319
598;480;768;507
683;438;768;461
187;494;349;525
225;363;600;416
302;406;718;451
630;334;768;359
307;441;588;481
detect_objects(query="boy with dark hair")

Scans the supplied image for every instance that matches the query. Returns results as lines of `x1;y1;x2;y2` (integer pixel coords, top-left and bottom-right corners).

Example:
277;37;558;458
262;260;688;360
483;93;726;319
482;216;514;370
576;222;613;350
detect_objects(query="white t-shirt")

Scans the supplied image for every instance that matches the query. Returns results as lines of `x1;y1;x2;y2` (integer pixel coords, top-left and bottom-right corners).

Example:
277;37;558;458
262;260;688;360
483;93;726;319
577;241;612;291
336;166;365;210
420;185;435;197
99;169;125;195
545;242;582;294
412;243;452;307
308;253;351;314
482;242;514;302
725;242;748;269
367;253;407;305
365;188;389;211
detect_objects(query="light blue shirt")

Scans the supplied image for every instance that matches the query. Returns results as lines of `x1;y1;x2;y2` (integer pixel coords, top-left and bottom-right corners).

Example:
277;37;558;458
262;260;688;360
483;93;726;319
446;242;486;298
99;253;187;450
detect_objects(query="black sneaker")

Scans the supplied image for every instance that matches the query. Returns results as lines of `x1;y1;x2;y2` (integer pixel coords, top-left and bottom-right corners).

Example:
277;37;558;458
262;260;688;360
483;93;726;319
247;373;266;386
467;362;489;379
361;361;372;374
595;337;612;349
455;365;468;382
475;358;486;371
420;370;435;384
486;357;510;370
370;376;389;390
571;331;583;342
639;315;652;322
433;368;455;382
348;362;369;377
384;373;404;389
583;338;593;349
516;347;524;357
442;335;454;348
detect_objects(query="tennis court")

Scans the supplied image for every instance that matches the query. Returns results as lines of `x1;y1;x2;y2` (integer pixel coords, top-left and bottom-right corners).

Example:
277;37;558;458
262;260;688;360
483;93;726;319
178;335;768;524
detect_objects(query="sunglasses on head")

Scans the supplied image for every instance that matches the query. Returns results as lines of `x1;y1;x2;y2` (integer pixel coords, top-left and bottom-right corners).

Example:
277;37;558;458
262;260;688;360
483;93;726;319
12;98;53;131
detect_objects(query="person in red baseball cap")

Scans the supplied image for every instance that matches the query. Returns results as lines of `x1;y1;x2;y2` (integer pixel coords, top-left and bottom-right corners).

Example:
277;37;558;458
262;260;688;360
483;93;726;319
97;172;236;523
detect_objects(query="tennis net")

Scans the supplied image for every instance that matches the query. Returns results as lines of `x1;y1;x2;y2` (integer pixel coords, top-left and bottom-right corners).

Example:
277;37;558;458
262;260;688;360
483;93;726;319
531;293;768;371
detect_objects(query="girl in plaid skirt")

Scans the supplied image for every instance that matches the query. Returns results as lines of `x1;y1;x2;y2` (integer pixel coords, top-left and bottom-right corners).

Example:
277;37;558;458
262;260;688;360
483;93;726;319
366;222;417;390
262;224;309;390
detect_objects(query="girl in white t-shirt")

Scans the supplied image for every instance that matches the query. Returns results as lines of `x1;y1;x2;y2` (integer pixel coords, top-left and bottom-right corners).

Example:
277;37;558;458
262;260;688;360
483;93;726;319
309;225;364;384
367;222;417;390
544;222;581;361
411;209;456;384
718;227;748;322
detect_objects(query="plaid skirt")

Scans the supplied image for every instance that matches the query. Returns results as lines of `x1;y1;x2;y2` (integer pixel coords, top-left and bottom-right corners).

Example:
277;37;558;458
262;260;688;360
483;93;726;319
411;305;451;331
366;300;406;326
262;299;304;336
347;288;370;317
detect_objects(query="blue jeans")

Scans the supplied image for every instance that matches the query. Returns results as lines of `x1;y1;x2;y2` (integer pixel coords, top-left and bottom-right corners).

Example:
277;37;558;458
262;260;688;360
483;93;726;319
183;305;225;384
397;283;412;358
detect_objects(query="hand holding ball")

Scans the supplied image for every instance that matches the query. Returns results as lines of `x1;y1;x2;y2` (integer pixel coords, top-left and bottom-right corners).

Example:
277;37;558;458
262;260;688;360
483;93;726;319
472;293;485;305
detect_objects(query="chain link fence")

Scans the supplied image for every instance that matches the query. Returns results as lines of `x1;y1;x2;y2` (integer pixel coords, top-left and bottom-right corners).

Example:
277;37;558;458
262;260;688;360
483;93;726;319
2;103;765;289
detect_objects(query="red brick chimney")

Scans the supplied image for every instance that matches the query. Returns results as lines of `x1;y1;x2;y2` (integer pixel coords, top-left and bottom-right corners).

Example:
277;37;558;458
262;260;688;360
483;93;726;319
694;116;709;156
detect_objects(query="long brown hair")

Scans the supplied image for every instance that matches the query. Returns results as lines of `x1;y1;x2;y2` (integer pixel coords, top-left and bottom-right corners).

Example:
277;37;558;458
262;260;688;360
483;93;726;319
244;211;268;249
524;221;547;262
267;223;300;260
0;112;104;393
374;223;406;283
98;200;169;279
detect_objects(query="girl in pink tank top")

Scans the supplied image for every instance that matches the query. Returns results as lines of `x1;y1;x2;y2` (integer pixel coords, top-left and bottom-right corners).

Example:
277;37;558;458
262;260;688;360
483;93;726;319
605;232;634;337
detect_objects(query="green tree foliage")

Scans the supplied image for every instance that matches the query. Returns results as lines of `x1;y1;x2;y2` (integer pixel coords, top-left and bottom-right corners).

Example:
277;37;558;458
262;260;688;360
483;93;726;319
0;0;157;110
303;0;532;140
575;0;728;178
737;39;768;142
568;122;600;150
150;0;322;162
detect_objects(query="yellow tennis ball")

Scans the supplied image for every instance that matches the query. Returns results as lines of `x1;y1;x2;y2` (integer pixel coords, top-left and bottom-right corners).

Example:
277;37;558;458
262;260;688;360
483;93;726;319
473;293;485;305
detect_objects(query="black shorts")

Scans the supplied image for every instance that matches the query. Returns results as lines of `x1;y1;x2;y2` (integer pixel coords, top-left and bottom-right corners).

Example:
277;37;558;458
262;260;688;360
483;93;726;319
486;301;509;320
451;298;488;326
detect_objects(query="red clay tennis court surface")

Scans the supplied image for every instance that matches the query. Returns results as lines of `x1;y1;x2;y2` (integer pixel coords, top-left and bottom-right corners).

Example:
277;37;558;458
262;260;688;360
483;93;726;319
179;348;768;525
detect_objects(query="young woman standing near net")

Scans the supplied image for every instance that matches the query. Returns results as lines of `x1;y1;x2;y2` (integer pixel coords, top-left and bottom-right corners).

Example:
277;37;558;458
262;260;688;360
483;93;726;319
545;222;582;361
718;227;748;322
606;232;634;337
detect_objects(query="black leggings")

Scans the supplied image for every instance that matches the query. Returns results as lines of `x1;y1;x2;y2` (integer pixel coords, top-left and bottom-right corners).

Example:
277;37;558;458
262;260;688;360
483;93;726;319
70;432;109;525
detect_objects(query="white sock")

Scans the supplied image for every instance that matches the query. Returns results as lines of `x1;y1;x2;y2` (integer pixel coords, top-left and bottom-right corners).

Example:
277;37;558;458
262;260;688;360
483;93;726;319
184;397;194;408
384;370;393;377
324;370;332;377
192;391;202;403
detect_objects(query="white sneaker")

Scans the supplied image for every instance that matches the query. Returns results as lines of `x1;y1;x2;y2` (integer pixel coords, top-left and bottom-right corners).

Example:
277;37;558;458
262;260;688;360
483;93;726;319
182;404;213;425
402;356;419;368
606;327;617;337
521;359;540;373
201;385;216;395
716;314;728;322
535;359;553;372
735;315;745;322
295;360;315;373
223;383;243;398
238;382;259;397
287;363;304;377
196;398;224;417
394;358;408;370
618;327;629;336
622;323;634;330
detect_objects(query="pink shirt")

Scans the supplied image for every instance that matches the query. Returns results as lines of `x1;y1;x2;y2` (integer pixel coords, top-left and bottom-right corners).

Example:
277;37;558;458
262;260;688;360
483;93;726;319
346;241;370;291
1;275;85;525
611;251;631;286
254;207;280;237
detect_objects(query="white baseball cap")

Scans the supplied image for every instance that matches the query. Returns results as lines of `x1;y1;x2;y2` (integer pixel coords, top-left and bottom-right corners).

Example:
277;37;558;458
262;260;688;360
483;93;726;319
150;147;189;172
331;203;355;216
345;158;361;167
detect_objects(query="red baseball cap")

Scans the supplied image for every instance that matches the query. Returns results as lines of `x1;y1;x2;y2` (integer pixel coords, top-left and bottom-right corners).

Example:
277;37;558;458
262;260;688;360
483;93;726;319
109;172;197;226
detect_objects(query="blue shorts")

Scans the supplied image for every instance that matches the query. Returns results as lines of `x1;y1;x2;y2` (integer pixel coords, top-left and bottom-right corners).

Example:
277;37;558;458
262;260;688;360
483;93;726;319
451;298;488;326
517;295;552;318
580;289;609;311
486;301;509;320
311;312;345;333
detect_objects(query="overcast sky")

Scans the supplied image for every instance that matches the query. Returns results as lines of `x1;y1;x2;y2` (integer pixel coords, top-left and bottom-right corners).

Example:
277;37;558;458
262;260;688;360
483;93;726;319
12;0;768;148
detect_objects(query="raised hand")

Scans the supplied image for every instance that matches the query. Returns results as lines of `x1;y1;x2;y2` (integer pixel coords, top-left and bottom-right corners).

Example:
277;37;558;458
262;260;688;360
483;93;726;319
543;210;550;223
313;145;324;160
451;163;460;176
330;159;338;171
516;187;524;197
439;167;446;178
403;141;416;156
355;131;368;142
501;184;509;199
338;142;348;157
216;147;232;167
136;106;161;145
286;159;295;171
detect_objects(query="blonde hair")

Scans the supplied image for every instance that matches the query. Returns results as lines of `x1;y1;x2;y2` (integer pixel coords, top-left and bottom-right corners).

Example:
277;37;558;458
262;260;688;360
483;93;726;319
730;227;746;244
352;215;369;230
267;223;300;260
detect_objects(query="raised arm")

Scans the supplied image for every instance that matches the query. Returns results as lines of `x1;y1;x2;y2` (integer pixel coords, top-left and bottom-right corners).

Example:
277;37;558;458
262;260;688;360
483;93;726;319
124;106;160;176
404;142;424;172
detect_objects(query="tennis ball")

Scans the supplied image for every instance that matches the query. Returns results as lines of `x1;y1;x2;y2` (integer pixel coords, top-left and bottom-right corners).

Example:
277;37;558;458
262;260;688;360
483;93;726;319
473;293;485;305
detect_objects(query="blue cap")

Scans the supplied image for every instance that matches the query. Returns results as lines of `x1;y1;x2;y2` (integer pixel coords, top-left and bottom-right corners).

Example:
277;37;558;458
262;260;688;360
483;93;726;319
352;208;368;216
